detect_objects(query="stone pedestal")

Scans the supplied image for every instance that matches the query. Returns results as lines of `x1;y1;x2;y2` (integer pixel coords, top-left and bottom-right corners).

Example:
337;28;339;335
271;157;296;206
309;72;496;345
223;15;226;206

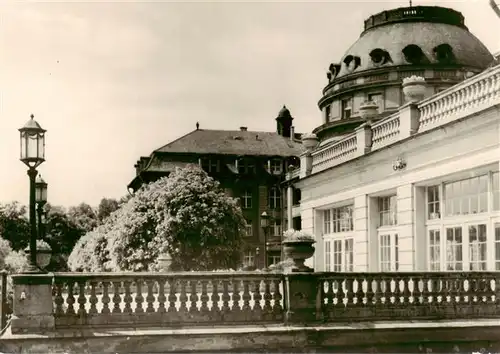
284;273;321;324
11;273;55;334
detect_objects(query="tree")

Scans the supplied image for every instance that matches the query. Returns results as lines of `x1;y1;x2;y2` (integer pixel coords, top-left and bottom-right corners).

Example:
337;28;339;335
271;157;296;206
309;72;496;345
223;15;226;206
0;202;30;251
68;165;246;272
96;198;120;224
67;203;98;232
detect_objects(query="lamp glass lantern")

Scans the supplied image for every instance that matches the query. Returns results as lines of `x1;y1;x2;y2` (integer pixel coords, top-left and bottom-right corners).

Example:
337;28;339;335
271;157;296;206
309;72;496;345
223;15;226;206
260;211;270;228
35;175;48;204
19;115;46;168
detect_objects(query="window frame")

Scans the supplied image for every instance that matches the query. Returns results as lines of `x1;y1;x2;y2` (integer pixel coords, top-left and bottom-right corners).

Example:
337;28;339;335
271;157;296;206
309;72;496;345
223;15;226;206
268;187;281;210
242;190;253;209
341;97;352;119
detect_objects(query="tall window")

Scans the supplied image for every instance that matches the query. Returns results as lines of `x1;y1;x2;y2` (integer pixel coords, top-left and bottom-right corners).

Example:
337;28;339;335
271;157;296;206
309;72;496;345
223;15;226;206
323;209;331;235
323;205;353;234
242;190;252;209
378;196;397;226
325;241;331;271
379;233;398;271
469;224;487;270
495;224;500;270
493;172;499;211
444;175;488;216
446;227;463;271
341;97;352;119
331;238;354;272
244;219;253;237
427;185;440;220
269;187;281;209
428;229;440;270
270;219;282;237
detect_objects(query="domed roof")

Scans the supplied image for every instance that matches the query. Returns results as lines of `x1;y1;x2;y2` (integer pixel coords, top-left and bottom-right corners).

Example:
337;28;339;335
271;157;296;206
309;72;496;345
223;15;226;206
277;105;292;119
334;6;494;79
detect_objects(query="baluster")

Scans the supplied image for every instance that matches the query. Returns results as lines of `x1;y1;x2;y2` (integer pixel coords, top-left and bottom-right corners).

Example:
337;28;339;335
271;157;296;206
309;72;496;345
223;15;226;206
263;279;272;314
101;281;111;314
77;280;87;317
210;279;221;318
221;280;231;315
242;279;251;313
189;280;199;313
134;280;144;314
199;280;209;313
157;278;166;313
112;281;122;314
88;281;98;315
272;278;283;315
146;279;155;313
123;281;133;314
392;275;402;310
178;279;188;313
365;276;375;307
355;276;365;307
54;281;64;316
167;279;177;313
232;279;241;312
253;280;263;312
66;280;76;315
402;277;412;308
345;276;354;308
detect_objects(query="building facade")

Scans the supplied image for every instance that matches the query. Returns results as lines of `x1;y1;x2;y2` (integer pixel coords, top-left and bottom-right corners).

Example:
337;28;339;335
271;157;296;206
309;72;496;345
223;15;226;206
285;5;500;272
129;107;304;269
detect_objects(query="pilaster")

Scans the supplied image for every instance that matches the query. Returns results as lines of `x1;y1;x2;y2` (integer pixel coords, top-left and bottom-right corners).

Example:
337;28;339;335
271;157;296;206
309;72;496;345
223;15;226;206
398;103;420;139
354;195;369;271
396;184;415;271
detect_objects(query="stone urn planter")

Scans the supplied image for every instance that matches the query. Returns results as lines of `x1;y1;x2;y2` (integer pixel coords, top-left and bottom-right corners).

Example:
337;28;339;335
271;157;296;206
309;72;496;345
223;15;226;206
282;229;316;272
402;76;426;102
359;100;379;120
301;133;319;151
157;253;173;272
24;240;52;270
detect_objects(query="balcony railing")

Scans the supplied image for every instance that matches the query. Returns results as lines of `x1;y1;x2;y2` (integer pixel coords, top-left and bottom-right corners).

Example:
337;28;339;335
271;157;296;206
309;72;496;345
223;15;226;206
302;63;500;176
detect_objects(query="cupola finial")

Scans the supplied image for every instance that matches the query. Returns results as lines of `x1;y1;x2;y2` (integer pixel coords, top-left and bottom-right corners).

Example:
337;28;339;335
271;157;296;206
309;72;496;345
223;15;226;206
196;122;199;130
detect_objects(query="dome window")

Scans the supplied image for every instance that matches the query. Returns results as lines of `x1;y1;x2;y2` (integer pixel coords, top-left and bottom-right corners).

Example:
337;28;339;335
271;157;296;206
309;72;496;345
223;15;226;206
433;43;455;64
328;63;341;78
369;48;392;65
343;55;361;71
402;44;425;64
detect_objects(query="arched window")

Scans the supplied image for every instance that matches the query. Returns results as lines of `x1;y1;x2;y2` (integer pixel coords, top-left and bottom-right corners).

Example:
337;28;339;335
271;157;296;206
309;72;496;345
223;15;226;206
433;43;455;64
369;48;392;65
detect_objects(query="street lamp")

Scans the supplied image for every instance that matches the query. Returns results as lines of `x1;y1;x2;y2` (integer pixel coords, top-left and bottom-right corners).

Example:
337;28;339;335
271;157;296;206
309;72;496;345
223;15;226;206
19;114;46;273
35;175;48;241
260;211;270;269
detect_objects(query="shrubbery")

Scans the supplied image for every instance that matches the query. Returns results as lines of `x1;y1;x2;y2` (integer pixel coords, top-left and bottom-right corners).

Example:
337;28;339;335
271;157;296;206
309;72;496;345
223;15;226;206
68;165;246;272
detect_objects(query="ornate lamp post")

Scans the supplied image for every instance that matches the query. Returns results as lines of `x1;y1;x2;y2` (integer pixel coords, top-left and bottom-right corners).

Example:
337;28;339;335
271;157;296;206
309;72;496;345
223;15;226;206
35;175;48;240
260;211;270;269
19;114;46;273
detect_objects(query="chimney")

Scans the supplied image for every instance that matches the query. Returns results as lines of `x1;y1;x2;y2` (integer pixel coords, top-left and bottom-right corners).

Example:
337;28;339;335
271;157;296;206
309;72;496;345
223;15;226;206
240;127;248;131
290;126;295;141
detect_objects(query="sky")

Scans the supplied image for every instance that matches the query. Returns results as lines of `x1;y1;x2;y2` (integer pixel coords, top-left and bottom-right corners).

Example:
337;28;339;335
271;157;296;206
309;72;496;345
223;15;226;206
0;0;499;208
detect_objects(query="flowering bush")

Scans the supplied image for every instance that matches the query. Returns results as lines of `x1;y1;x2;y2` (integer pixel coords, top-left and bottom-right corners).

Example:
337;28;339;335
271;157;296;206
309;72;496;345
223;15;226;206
283;229;315;242
68;165;245;272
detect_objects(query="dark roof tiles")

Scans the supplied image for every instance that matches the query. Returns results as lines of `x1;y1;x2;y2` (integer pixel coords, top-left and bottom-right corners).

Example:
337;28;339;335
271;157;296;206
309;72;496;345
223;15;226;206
155;129;304;157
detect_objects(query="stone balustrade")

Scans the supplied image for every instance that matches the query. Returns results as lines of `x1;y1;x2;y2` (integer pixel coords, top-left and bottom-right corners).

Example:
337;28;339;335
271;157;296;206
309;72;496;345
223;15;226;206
318;272;500;322
10;270;500;334
51;272;284;328
300;63;500;177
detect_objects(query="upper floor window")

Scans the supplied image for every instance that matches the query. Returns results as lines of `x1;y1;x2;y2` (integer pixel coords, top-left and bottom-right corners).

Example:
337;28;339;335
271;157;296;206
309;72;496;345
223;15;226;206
368;93;382;112
202;158;220;173
427;185;440;220
242;190;252;209
270;219;282;237
325;105;331;122
341;98;352;119
238;159;255;174
323;205;354;234
269;187;281;209
243;251;255;267
270;159;283;175
244;219;253;237
378;196;397;227
444;175;488;216
493;172;499;211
